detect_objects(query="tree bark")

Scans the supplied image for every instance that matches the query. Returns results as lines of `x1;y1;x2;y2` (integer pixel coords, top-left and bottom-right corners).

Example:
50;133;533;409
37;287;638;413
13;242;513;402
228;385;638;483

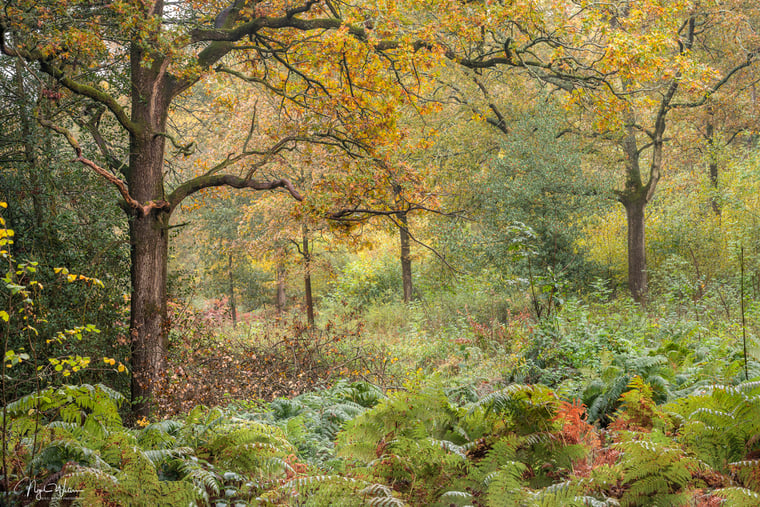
706;122;721;216
302;224;314;327
276;264;287;313
127;38;173;418
128;209;169;417
229;252;237;326
398;211;413;303
623;197;648;304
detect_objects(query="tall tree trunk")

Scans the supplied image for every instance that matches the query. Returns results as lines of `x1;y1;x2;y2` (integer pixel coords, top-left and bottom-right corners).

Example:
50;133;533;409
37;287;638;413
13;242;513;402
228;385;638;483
228;251;237;326
398;211;413;303
128;209;169;417
302;224;314;327
623;197;648;304
127;40;173;418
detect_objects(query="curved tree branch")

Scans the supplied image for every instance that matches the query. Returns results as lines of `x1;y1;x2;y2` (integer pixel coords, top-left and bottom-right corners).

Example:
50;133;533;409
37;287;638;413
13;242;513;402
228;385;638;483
35;115;168;216
168;174;303;209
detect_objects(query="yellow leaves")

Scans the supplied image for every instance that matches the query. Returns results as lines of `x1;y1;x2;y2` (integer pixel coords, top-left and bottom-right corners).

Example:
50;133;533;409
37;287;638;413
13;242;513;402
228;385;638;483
104;356;128;373
5;349;30;368
136;416;150;427
49;355;91;377
54;267;105;288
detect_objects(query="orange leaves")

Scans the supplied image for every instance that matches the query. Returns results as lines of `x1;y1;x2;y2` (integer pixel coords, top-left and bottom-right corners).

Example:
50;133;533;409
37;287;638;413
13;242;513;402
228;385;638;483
553;399;600;447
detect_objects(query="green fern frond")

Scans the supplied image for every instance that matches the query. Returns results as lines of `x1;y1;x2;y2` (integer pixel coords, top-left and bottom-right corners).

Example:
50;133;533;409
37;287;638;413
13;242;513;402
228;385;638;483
714;487;760;506
529;480;591;507
28;439;113;475
429;438;468;459
280;474;358;491
361;483;406;506
439;489;473;500
729;459;760;469
359;483;395;497
366;496;406;506
615;431;700;507
524;431;557;447
175;456;221;497
142;447;193;466
587;374;630;424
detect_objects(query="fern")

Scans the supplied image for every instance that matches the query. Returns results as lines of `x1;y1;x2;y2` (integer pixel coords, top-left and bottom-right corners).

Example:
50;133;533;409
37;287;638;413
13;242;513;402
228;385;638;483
265;474;405;506
614;431;700;507
528;480;604;507
482;461;529;506
136;419;183;449
584;354;673;425
63;433;199;506
173;456;222;502
714;486;760;506
666;380;760;476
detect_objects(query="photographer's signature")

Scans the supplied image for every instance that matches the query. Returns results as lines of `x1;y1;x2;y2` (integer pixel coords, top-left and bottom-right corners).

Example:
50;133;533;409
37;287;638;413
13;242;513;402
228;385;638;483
13;478;84;501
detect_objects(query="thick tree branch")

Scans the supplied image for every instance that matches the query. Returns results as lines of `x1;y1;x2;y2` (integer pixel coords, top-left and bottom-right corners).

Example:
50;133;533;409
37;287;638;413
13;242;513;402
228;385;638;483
38;61;140;136
328;204;461;222
167;174;303;209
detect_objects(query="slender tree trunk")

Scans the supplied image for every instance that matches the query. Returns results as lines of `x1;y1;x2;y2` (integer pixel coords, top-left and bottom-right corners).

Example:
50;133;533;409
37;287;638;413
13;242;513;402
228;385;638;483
623;197;648;304
706;122;721;216
398;211;413;303
276;264;286;313
302;224;314;327
15;60;45;233
228;251;237;326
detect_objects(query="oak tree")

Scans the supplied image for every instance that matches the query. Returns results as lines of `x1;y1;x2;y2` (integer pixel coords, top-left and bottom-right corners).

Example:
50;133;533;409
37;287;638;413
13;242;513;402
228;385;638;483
0;0;430;415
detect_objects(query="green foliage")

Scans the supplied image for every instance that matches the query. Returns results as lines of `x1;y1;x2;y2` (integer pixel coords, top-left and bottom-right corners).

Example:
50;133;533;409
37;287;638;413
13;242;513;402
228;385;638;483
67;432;198;507
325;250;403;310
614;431;699;507
584;357;672;426
466;101;606;287
1;382;315;505
667;380;760;482
258;380;383;466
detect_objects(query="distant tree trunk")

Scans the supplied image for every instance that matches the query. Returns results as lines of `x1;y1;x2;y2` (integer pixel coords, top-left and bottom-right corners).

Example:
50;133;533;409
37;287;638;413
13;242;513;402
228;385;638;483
617;112;662;306
15;60;44;231
276;264;286;313
228;251;237;326
706;122;721;216
398;211;413;303
302;224;314;327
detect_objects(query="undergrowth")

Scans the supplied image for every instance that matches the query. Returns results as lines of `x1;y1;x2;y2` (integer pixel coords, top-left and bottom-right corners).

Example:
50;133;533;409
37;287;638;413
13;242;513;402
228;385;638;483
6;374;760;505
